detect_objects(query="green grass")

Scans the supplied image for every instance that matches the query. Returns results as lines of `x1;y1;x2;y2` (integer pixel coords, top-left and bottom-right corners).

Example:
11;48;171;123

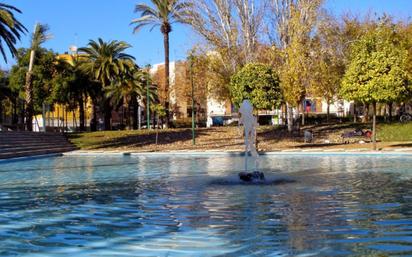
378;122;412;142
68;130;158;149
67;122;412;150
68;128;195;150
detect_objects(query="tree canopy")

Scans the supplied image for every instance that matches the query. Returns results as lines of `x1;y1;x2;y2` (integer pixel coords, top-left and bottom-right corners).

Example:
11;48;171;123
341;20;410;104
229;63;282;110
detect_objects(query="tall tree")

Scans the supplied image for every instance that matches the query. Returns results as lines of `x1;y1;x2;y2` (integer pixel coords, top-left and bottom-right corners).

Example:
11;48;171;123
52;55;95;131
79;38;135;130
268;0;323;131
106;66;157;129
341;19;410;150
0;3;27;62
309;12;345;122
185;0;265;103
131;0;191;127
0;70;10;124
25;24;51;131
10;48;56;129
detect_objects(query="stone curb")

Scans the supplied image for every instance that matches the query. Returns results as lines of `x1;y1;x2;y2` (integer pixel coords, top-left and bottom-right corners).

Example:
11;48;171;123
63;149;412;156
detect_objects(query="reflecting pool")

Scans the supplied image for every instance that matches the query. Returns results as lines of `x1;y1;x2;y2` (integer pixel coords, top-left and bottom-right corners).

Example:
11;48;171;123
0;154;411;256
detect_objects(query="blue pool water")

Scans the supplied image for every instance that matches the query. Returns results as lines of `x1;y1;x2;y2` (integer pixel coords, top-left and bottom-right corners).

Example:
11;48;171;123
0;154;411;256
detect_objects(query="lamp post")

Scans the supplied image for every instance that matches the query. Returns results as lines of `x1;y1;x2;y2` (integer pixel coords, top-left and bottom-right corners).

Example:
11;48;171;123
145;65;151;129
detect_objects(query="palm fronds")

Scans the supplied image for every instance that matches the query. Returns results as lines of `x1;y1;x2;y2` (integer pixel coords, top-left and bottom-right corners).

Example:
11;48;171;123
0;3;27;62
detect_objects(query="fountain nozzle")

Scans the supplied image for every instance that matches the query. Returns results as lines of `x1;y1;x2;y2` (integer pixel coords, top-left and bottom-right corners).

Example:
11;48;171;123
238;171;265;182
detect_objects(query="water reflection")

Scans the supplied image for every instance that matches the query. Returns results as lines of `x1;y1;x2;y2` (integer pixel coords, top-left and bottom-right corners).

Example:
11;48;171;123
0;155;410;256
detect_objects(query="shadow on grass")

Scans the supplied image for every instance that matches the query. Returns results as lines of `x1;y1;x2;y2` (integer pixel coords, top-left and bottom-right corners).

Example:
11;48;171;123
74;129;209;150
258;126;300;143
391;143;412;148
295;143;344;148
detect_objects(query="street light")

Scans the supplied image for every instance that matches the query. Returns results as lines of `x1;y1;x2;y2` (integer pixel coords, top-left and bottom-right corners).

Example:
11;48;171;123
145;65;151;129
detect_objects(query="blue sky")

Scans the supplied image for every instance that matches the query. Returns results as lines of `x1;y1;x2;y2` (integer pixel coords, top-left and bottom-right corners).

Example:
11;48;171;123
1;0;411;70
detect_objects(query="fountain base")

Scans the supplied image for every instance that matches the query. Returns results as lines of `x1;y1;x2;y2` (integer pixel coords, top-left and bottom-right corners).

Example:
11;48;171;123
238;171;265;182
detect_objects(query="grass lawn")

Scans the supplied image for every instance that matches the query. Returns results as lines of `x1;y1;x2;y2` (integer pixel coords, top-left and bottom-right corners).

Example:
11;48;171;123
67;122;412;151
378;122;412;142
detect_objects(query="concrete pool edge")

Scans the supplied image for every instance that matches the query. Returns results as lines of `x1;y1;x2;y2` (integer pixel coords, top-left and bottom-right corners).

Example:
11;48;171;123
0;153;64;163
1;150;411;163
63;149;412;157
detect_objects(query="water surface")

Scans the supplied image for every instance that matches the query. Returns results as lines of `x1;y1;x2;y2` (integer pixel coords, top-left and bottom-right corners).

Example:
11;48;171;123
0;154;411;256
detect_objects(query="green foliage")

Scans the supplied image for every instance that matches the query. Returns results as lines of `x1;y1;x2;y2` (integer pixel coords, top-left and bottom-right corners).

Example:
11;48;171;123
309;13;345;105
229;63;282;110
150;103;166;117
131;0;191;34
105;67;158;107
9;48;57;112
0;3;27;62
341;21;410;104
279;39;308;107
51;56;95;109
79;38;136;88
30;24;52;51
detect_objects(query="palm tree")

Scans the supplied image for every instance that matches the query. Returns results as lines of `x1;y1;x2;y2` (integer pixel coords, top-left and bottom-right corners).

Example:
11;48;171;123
131;0;191;127
0;71;10;124
0;3;27;63
79;38;135;130
25;23;51;131
106;66;158;129
54;55;95;131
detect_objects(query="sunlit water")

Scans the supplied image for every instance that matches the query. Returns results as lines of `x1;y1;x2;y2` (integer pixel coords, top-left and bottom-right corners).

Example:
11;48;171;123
0;154;411;256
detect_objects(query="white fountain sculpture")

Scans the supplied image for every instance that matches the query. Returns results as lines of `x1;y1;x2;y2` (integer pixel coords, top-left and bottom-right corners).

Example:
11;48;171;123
238;100;264;182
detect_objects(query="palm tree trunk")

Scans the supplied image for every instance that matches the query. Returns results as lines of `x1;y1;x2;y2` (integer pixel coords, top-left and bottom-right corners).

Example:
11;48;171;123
90;99;97;131
25;49;35;131
12;98;18;125
103;99;112;130
163;31;170;128
130;93;138;130
79;93;85;131
0;99;3;125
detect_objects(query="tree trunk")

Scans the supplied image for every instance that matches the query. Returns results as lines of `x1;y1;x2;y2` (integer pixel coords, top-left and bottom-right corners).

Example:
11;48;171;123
388;102;393;123
286;102;293;132
19;101;25;130
25;49;35;131
163;31;170;128
326;102;330;123
125;101;131;130
79;93;85;131
0;99;3;125
152;110;156;130
363;103;369;123
130;93;138;130
301;102;305;126
155;113;159;144
103;99;112;130
353;102;356;123
12;98;18;125
90;99;97;131
372;102;377;151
